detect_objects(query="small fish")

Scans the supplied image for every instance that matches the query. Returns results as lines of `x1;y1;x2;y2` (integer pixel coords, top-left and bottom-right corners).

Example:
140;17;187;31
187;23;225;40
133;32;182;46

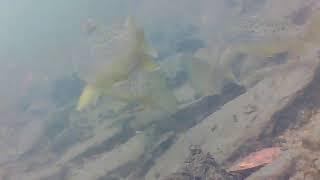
223;12;301;43
250;20;294;37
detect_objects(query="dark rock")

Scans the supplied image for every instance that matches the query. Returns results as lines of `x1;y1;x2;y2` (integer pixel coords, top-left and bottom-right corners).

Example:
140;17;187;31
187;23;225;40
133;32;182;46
164;146;244;180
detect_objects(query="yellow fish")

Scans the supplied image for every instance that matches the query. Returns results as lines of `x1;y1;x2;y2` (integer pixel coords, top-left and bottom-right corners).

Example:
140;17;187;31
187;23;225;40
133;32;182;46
77;17;161;111
91;17;158;88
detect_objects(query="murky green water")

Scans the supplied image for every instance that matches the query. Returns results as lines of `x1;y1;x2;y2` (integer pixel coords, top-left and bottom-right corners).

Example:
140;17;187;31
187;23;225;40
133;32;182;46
0;0;319;179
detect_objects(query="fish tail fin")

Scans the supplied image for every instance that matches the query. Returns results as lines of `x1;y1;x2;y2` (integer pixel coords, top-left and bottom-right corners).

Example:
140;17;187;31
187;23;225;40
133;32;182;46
76;84;99;111
142;56;159;71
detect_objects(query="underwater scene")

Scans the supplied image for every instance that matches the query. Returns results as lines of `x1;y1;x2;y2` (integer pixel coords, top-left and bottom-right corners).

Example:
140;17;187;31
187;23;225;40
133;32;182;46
2;0;320;179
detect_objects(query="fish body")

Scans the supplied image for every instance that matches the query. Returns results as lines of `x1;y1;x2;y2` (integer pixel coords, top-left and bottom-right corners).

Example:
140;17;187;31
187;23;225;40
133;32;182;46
77;17;172;112
105;70;178;113
89;17;158;88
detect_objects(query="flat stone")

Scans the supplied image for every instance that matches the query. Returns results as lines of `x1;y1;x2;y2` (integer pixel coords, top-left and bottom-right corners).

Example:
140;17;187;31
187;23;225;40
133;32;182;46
146;58;319;180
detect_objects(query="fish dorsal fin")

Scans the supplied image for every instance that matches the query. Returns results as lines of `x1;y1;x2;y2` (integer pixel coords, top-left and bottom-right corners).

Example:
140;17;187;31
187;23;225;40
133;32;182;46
125;16;136;29
125;16;140;40
125;16;159;72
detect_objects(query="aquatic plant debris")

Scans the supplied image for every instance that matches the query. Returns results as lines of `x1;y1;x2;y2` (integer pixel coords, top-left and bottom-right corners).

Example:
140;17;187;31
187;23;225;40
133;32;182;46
229;147;281;172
